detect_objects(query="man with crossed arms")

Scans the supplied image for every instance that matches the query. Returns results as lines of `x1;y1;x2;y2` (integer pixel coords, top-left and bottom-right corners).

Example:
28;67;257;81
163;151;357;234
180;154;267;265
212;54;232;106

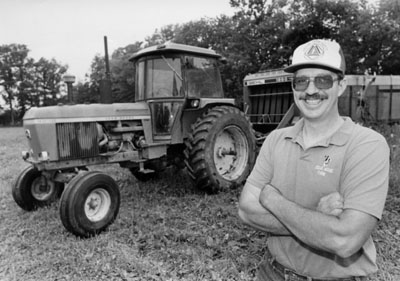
239;39;389;281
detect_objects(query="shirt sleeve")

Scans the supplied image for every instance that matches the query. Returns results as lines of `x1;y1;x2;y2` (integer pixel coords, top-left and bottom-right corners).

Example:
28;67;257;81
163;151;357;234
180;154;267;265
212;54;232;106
341;130;390;220
245;130;276;189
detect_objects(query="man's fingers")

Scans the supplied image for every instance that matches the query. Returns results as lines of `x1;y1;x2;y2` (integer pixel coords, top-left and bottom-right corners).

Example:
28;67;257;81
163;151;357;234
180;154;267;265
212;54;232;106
330;200;344;209
329;208;344;217
317;192;344;216
322;192;342;202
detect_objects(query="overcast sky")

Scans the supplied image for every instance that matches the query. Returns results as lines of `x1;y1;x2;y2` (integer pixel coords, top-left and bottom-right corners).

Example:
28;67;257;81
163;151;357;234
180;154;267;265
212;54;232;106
1;0;234;81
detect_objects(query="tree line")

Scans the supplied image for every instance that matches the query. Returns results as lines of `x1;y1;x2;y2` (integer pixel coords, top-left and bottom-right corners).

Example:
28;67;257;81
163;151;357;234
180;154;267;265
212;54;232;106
1;0;399;125
0;44;68;125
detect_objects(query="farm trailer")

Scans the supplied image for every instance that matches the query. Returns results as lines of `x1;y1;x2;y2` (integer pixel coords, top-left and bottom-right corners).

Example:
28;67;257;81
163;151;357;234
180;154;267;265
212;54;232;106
243;69;400;139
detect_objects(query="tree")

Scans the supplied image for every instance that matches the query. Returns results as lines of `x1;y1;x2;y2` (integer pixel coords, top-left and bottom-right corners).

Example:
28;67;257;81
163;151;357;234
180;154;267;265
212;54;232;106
145;24;179;47
76;42;141;104
83;0;400;103
109;43;141;102
16;57;36;117
0;44;68;124
0;44;29;125
74;81;98;104
32;58;67;107
74;55;104;104
370;0;400;74
278;0;400;75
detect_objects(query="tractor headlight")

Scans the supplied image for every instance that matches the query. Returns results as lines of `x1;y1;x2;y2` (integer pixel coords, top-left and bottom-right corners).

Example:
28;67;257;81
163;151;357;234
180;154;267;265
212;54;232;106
38;151;49;161
21;151;30;160
189;99;200;108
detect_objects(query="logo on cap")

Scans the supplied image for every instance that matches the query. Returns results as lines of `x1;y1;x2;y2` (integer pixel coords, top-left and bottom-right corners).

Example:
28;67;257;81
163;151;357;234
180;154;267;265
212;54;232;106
304;41;326;61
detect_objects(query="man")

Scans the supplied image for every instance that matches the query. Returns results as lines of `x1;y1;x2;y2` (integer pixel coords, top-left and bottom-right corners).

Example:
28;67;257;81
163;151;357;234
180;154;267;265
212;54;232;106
238;39;389;281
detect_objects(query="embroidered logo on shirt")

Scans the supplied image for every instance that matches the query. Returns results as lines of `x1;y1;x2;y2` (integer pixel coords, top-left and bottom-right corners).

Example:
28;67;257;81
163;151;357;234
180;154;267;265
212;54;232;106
315;155;333;176
324;155;331;165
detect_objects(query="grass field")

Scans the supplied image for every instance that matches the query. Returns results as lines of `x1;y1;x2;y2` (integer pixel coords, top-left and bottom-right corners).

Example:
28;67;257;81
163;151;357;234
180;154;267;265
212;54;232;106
0;126;399;281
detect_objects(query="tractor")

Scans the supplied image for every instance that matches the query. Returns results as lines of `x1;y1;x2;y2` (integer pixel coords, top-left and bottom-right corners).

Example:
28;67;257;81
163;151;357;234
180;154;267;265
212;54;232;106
12;43;257;237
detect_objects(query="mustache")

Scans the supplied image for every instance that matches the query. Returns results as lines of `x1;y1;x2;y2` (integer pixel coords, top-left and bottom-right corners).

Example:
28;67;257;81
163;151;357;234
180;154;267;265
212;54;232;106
299;93;329;100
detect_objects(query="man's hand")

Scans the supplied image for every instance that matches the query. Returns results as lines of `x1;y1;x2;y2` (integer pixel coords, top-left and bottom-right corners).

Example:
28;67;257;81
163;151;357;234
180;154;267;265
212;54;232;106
238;182;292;235
317;192;344;217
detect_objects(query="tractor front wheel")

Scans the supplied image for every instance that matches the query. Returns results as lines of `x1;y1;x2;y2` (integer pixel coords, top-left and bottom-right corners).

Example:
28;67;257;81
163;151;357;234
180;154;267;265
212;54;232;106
59;171;120;238
12;165;64;211
184;106;256;193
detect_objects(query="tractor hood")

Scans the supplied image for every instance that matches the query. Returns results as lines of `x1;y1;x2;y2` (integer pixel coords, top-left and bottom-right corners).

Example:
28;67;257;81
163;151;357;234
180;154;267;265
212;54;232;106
23;103;151;123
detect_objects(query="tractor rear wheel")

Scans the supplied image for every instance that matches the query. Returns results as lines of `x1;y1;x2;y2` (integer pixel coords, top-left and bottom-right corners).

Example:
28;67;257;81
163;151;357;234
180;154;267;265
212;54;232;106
12;165;64;211
59;171;120;237
184;106;256;193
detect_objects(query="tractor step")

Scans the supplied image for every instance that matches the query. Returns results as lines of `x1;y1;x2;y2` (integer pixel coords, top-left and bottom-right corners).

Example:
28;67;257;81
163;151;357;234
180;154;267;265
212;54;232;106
138;168;155;174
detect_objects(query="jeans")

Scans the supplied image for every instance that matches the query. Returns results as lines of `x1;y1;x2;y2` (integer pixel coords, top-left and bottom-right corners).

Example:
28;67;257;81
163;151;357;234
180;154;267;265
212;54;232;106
257;259;285;281
256;258;367;281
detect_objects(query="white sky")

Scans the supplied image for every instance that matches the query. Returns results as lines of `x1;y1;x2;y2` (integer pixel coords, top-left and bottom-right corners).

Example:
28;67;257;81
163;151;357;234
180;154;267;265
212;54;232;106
0;0;234;82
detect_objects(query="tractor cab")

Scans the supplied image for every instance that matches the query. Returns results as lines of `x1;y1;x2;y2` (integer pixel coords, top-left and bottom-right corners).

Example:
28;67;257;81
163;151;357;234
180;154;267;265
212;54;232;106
130;43;226;140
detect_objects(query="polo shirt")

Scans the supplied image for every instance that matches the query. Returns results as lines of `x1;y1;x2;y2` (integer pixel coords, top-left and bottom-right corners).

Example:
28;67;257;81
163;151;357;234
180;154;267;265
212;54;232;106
246;117;389;278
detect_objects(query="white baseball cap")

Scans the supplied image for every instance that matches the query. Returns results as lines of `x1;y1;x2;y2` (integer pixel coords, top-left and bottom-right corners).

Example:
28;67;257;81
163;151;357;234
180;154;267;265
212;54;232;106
284;39;346;74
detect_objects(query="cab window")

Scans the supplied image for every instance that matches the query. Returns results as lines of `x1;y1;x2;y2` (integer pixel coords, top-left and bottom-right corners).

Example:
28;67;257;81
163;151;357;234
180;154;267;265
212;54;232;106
185;56;223;98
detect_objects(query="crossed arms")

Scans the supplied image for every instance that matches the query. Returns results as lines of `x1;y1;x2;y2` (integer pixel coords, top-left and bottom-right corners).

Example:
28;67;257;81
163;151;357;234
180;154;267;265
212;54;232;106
238;182;378;258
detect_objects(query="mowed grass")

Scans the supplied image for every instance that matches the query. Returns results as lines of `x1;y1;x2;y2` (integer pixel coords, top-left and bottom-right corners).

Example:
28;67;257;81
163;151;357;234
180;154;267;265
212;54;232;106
0;126;399;281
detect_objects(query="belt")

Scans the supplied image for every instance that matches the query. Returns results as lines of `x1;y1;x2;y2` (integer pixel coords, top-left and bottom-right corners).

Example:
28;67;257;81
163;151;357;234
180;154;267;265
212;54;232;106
266;250;365;281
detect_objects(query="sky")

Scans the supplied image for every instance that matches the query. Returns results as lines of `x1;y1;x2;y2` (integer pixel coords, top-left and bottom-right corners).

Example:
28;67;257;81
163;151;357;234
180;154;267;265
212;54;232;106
0;0;234;82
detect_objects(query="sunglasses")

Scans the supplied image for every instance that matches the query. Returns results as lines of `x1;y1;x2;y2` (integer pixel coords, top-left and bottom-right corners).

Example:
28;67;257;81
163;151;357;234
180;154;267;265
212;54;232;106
292;75;340;91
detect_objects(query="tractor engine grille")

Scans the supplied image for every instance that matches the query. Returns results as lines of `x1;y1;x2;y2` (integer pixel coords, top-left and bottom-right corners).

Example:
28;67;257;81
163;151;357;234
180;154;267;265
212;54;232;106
56;122;99;160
